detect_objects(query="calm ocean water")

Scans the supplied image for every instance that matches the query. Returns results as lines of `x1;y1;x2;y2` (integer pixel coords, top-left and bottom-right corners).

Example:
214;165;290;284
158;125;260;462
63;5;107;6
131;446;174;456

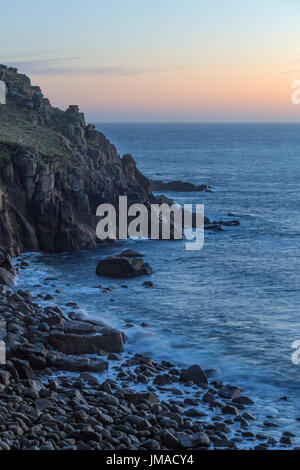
18;123;300;442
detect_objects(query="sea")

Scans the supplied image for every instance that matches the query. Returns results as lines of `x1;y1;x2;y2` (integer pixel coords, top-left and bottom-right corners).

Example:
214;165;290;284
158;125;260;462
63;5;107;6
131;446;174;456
17;123;300;446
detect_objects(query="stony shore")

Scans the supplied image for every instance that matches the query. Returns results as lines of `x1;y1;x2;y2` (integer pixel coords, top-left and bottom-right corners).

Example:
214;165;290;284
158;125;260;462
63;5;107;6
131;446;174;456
0;259;297;451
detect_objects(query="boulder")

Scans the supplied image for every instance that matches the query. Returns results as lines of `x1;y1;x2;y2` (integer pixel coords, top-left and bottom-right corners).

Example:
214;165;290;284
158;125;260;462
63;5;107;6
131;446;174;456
219;385;241;399
11;358;34;379
47;354;108;372
49;327;125;354
180;365;208;385
124;391;159;405
96;256;152;278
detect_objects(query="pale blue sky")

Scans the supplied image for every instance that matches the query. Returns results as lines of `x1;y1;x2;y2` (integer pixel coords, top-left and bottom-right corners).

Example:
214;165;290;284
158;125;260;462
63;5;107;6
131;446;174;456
1;0;300;121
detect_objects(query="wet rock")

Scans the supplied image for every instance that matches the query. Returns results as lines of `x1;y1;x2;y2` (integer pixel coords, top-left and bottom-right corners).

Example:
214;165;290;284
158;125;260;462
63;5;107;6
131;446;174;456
180;365;208;385
11;359;34;379
0;370;10;385
124;391;159;405
213;438;237;449
49;326;124;354
160;430;179;449
153;374;173;386
107;353;122;361
264;421;278;428
142;281;155;288
202;392;216;403
48;354;108;372
142;439;160;450
44;295;54;301
150;180;209;192
232;395;253;405
280;435;294;445
219;385;241;399
176;432;194;449
96;256;152;278
185;408;206;418
242;411;256;421
222;405;239;416
79;372;99;386
193;432;210;448
0;252;16;286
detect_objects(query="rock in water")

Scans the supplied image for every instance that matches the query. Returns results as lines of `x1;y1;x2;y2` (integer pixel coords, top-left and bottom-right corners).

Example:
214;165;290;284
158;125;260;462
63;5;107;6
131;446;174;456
150;179;210;192
49;320;125;354
96;256;152;278
180;364;208;385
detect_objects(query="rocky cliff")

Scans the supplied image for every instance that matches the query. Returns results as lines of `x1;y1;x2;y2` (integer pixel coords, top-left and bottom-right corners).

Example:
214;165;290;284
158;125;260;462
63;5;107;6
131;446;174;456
0;65;164;285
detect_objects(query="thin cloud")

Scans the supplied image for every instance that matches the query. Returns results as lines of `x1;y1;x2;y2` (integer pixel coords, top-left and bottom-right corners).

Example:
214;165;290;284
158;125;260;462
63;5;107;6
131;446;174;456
282;69;300;75
0;57;198;77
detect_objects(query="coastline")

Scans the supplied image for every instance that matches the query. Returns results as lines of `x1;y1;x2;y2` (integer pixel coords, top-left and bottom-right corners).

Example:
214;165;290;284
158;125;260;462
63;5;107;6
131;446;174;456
0;255;296;451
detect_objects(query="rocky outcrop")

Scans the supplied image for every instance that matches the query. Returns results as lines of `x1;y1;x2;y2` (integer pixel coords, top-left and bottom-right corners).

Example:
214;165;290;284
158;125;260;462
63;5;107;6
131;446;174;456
0;65;172;283
0;65;240;285
96;255;152;278
150;180;212;192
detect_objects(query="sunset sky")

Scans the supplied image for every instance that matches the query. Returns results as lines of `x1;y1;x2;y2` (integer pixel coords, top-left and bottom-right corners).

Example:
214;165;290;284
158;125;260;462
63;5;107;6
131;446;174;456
1;0;300;122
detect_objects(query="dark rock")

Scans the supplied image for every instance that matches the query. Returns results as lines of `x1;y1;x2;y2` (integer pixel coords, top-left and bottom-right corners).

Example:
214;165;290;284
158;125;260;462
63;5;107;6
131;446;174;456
142;439;160;450
96;256;152;278
0;370;10;385
49;327;124;354
160;430;179;449
222;405;239;416
280;435;294;445
153;374;173;386
193;432;210;448
11;359;34;379
142;281;155;288
124;391;159;405
176;432;193;449
0;251;16;286
150;180;209;192
219;385;241;399
221;220;240;227
232;396;254;405
180;365;208;385
48;354;108;372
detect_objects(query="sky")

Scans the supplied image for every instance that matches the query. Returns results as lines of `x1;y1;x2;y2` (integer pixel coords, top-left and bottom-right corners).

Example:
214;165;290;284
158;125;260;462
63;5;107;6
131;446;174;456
1;0;300;122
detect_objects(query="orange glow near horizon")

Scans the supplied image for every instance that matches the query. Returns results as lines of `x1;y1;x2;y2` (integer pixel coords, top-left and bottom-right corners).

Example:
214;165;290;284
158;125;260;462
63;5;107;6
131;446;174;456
3;0;300;121
29;65;300;122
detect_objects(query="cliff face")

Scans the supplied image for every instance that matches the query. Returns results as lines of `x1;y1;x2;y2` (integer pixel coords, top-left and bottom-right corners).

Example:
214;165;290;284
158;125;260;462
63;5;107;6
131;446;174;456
0;65;160;284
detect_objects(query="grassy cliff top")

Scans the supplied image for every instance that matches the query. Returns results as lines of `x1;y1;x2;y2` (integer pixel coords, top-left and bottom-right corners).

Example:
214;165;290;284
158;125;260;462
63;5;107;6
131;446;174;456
0;103;72;161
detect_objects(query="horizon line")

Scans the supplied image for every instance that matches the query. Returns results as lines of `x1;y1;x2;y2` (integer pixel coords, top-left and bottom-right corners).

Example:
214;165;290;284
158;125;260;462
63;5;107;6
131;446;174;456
92;121;300;125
